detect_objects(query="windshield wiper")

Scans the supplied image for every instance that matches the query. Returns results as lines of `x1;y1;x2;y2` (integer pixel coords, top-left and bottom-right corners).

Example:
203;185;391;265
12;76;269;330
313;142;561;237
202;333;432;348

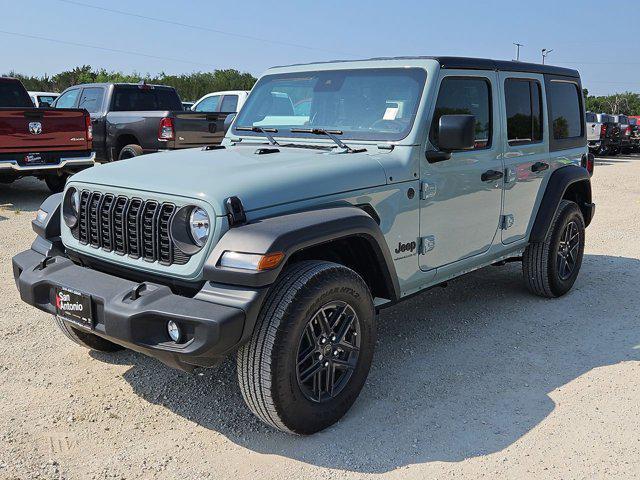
290;128;365;153
235;126;279;145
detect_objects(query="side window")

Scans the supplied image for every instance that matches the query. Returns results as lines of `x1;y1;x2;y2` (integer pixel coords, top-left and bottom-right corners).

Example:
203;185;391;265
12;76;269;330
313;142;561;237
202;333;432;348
504;78;543;145
430;77;492;150
55;89;80;108
194;95;220;112
220;95;239;112
547;81;582;139
78;87;104;113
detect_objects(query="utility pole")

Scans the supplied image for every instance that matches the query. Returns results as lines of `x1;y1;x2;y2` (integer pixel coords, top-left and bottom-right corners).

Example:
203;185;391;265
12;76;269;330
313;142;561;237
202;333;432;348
513;43;524;61
541;48;553;65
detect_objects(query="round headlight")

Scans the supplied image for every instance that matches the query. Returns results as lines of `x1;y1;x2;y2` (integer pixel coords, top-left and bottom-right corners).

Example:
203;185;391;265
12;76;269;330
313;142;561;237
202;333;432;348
189;207;210;247
62;187;80;228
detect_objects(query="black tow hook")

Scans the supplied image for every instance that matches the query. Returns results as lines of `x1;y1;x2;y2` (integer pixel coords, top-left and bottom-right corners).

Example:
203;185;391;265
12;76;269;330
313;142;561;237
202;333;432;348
36;256;55;271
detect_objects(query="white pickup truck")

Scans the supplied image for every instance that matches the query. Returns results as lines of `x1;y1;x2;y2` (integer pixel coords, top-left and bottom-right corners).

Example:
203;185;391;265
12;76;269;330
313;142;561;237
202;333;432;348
191;90;250;113
586;112;610;155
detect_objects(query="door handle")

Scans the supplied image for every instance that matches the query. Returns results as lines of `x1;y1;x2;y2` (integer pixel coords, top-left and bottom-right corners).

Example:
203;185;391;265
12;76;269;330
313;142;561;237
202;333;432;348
481;169;504;182
531;161;549;173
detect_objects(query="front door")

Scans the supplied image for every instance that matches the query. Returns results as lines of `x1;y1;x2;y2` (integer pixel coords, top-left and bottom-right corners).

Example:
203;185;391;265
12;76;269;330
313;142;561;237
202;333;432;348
419;72;504;271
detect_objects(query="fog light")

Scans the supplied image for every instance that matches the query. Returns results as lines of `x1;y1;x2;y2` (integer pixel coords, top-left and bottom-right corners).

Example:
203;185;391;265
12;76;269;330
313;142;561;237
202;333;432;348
167;320;181;342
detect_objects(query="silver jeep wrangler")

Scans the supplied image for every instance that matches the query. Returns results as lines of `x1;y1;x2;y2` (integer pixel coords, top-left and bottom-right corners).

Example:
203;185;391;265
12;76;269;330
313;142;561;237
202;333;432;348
13;57;595;434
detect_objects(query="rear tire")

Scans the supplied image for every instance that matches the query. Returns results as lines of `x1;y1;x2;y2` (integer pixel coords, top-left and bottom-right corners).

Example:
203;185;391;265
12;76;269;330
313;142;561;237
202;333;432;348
54;315;124;352
118;144;143;160
522;200;585;298
44;174;68;193
237;260;376;434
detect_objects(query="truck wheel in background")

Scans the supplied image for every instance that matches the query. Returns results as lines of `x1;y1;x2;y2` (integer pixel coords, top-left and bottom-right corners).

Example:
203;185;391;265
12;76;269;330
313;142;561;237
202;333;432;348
237;260;376;434
118;144;144;160
44;174;68;193
54;316;124;352
522;200;585;298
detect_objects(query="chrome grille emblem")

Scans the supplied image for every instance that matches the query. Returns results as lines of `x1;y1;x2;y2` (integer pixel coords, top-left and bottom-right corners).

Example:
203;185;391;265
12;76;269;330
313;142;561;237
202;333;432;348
28;122;42;135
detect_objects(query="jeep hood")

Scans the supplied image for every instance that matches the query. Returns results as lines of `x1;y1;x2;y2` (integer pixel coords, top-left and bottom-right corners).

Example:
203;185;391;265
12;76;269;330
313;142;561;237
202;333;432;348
71;145;388;215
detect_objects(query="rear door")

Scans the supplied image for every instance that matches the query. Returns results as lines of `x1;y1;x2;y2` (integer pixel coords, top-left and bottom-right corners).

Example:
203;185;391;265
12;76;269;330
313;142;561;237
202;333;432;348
220;94;239;113
498;72;549;244
419;72;504;271
78;86;106;159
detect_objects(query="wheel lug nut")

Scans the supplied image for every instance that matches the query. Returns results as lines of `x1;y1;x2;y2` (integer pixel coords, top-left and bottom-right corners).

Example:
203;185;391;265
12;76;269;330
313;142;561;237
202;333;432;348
330;335;336;342
320;338;326;344
324;361;329;367
318;354;323;360
333;350;339;356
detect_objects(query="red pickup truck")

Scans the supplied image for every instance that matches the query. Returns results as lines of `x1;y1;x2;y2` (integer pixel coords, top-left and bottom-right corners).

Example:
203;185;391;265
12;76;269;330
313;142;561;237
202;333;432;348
0;77;95;192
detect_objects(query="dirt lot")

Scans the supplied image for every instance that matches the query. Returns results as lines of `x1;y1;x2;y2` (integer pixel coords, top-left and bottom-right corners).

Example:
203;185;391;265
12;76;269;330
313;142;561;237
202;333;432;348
1;157;639;480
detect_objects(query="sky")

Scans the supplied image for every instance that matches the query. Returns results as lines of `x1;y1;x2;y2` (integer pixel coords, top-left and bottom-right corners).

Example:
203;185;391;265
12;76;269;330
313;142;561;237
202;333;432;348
2;0;639;96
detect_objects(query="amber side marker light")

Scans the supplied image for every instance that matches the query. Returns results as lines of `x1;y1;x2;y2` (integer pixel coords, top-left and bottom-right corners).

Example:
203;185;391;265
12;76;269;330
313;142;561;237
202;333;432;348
219;251;285;271
257;252;285;271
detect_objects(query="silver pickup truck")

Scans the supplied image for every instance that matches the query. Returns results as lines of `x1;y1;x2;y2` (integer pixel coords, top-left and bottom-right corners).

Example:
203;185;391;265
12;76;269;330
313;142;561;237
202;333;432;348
53;83;235;162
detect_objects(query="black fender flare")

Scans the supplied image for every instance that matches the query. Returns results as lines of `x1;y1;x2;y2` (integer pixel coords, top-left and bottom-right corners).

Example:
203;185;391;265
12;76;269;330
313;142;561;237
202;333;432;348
529;165;594;243
203;206;400;300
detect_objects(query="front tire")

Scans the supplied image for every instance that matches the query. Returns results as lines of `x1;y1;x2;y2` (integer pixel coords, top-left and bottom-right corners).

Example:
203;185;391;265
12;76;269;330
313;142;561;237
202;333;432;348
522;200;585;298
54;316;124;352
237;261;376;434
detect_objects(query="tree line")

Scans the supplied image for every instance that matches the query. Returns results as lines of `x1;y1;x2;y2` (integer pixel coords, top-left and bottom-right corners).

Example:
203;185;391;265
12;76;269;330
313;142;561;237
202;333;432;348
583;89;640;116
4;66;640;115
4;65;257;101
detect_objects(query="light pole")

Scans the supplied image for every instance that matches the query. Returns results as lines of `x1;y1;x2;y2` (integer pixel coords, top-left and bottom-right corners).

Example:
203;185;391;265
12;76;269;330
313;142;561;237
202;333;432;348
513;43;524;61
541;48;554;65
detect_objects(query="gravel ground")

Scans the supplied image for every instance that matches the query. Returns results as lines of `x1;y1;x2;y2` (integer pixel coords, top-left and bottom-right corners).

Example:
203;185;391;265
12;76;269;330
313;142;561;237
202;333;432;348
0;157;639;480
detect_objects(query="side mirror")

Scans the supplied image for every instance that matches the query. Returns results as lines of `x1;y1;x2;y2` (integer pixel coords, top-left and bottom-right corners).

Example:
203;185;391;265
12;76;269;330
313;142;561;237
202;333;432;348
223;113;236;131
426;114;476;163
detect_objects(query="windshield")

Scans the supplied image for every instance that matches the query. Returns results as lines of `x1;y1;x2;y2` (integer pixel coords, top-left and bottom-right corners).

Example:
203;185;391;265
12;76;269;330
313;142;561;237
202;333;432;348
233;68;427;142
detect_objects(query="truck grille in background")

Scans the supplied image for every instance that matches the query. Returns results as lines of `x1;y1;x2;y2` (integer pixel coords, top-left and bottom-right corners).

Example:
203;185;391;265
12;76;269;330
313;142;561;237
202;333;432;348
73;191;189;266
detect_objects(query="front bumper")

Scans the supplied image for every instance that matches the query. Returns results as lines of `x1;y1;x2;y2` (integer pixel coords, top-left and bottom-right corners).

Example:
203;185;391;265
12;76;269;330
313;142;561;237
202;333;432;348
12;249;246;371
0;151;96;175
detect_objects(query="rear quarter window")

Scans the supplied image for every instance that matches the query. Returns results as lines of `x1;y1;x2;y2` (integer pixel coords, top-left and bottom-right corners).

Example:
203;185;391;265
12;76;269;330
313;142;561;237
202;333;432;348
547;81;583;139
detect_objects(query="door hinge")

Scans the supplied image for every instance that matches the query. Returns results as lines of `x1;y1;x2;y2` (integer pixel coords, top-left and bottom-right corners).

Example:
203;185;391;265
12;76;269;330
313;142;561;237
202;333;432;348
419;235;436;254
420;182;437;200
500;214;514;230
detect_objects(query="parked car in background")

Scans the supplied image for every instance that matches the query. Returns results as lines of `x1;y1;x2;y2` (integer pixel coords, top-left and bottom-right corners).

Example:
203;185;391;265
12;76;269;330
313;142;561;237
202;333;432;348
13;56;595;434
28;91;59;108
53;82;231;161
0;77;94;192
192;90;249;113
586;111;608;155
181;101;194;110
599;113;622;155
629;117;640;152
612;114;632;153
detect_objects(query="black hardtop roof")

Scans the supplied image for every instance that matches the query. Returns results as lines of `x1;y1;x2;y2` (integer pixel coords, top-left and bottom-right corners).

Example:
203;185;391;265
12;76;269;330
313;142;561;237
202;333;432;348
275;56;580;78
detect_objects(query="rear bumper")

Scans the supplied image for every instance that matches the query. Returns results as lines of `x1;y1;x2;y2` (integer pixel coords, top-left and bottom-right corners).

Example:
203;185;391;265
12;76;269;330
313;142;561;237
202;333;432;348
12;249;247;371
0;151;95;175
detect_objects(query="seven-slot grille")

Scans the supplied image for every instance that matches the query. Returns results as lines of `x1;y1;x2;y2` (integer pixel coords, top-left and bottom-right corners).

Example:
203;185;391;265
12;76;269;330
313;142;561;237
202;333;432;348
72;190;189;266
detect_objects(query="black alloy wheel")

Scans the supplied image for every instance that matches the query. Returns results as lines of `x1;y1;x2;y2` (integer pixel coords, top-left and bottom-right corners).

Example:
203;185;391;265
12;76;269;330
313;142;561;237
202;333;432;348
556;220;580;281
296;301;361;403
